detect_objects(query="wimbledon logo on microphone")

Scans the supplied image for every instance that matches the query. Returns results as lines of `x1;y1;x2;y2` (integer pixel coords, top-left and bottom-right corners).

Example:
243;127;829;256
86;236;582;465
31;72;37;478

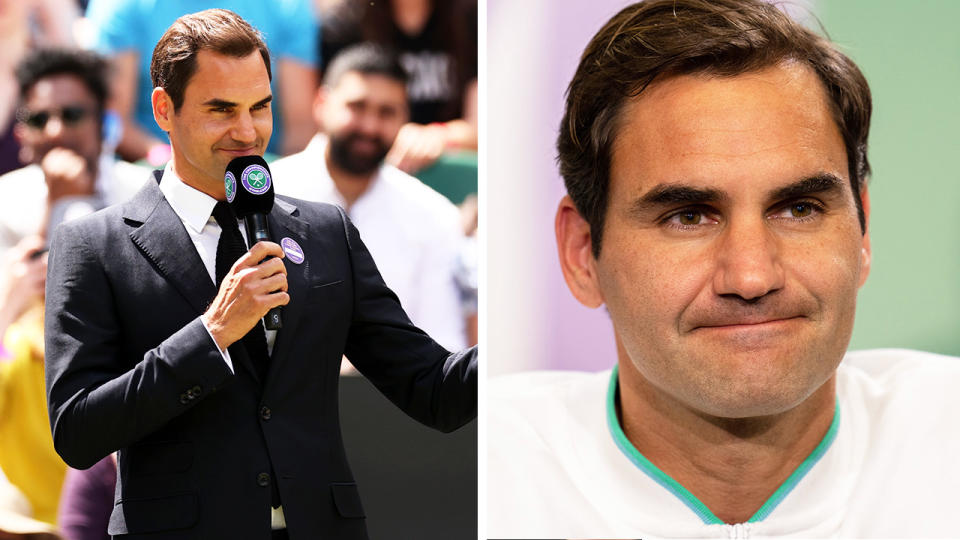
241;164;271;195
224;171;237;202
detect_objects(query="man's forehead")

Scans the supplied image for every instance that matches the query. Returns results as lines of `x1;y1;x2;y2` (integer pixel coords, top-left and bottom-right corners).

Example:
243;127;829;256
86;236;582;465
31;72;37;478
609;63;848;195
329;71;406;101
185;50;271;101
26;74;96;105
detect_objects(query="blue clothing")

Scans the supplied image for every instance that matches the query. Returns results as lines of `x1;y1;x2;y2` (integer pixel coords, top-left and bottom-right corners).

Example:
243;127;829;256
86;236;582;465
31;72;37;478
86;0;318;154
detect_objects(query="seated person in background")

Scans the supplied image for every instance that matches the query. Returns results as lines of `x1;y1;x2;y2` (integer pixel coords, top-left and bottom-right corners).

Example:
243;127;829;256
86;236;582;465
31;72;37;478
488;0;960;538
273;43;467;351
0;47;148;259
319;0;477;173
84;0;319;163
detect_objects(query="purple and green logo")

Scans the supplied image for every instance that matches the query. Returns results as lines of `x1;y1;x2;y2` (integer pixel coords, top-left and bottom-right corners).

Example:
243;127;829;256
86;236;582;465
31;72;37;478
281;237;305;264
224;171;237;202
241;164;271;195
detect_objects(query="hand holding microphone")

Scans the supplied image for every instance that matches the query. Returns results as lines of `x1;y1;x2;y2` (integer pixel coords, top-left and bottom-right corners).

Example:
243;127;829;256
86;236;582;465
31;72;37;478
202;156;287;351
224;155;284;330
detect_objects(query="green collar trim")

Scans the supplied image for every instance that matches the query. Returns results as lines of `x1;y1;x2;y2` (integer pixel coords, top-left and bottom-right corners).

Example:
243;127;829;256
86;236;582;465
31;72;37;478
605;365;840;525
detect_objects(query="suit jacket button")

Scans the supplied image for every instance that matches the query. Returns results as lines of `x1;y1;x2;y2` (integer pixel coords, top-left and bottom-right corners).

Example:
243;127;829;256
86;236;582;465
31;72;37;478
180;393;189;404
257;472;271;487
260;406;271;421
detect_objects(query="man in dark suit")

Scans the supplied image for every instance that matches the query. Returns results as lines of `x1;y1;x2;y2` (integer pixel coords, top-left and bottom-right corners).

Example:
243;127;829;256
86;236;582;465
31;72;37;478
44;9;476;540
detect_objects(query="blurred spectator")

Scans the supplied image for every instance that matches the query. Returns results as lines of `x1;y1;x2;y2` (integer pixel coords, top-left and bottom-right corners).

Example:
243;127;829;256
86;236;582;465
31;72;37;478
320;0;477;173
56;455;114;540
0;467;60;540
84;0;319;163
0;48;148;260
0;0;82;176
0;237;61;528
272;44;467;351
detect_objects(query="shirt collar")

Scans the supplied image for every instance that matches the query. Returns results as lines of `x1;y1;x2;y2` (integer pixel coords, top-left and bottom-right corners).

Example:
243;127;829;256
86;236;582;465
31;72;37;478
158;163;220;234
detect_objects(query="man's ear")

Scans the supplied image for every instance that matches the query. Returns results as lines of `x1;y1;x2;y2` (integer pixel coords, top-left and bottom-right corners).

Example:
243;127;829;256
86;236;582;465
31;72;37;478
858;187;871;288
13;122;35;164
556;195;605;308
152;87;173;132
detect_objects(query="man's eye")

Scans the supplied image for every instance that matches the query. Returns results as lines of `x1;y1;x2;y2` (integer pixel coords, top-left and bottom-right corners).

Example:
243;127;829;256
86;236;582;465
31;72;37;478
663;208;716;229
790;203;813;218
772;200;824;221
677;211;702;225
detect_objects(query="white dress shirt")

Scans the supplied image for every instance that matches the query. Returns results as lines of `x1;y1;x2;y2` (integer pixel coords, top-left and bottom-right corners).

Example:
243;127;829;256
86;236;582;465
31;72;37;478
272;135;466;350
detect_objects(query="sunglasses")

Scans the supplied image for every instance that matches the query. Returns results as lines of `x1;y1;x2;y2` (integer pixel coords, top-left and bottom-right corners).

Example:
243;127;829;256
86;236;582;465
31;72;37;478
18;106;93;130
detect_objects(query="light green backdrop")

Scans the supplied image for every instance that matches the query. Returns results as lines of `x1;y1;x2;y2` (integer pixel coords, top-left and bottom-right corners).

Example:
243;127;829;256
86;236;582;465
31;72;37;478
819;1;960;354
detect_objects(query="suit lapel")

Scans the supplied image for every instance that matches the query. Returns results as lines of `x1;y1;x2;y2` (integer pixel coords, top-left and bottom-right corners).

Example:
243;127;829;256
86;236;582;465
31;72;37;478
123;171;261;381
124;171;217;314
266;197;310;379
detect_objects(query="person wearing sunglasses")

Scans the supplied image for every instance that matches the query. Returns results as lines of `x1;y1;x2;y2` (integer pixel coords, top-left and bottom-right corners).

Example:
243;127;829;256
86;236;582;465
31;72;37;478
0;47;149;261
0;48;149;530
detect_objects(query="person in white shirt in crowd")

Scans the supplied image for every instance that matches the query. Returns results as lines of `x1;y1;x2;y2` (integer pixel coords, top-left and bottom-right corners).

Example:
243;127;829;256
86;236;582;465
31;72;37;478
0;47;148;260
487;0;960;538
272;43;466;351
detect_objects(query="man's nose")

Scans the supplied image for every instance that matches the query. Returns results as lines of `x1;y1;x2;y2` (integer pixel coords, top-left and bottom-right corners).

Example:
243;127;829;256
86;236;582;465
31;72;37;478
231;111;256;143
355;111;382;136
43;116;66;140
712;217;785;301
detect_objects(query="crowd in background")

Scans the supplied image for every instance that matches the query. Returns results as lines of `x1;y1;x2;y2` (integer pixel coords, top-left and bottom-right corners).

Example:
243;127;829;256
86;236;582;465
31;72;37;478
0;0;478;537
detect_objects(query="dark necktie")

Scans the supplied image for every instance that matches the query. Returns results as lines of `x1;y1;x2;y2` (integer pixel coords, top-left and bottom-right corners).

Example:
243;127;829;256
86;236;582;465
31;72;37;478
211;202;270;381
212;202;282;510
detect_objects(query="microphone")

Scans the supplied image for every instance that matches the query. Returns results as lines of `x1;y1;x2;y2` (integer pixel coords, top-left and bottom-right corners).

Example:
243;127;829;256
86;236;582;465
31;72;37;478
224;155;282;330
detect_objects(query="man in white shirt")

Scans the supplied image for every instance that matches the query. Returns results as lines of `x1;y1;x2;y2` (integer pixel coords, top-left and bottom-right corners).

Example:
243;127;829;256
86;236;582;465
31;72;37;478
487;0;960;537
0;48;148;259
272;44;466;351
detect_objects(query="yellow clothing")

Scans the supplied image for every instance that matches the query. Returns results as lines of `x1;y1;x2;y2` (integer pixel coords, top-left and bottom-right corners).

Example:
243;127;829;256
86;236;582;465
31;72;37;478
0;306;66;525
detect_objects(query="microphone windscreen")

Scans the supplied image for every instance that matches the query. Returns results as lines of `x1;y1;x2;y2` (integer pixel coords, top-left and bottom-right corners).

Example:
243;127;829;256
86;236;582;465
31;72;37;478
224;155;274;217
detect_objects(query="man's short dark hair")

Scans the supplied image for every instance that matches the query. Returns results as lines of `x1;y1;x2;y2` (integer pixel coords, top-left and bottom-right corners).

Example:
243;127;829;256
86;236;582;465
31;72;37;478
16;47;110;113
322;43;408;88
150;8;272;111
558;0;872;257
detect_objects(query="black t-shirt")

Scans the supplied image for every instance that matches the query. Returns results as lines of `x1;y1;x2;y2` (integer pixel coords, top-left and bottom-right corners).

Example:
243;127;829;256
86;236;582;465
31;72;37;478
320;0;478;124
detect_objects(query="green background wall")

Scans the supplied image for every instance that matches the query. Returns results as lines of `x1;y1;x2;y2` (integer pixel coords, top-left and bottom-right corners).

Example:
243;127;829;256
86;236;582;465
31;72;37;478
819;1;960;354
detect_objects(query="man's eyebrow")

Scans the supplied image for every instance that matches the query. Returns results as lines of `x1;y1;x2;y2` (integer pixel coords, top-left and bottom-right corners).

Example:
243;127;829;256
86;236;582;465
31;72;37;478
202;98;236;109
202;95;273;109
628;184;727;216
768;173;846;201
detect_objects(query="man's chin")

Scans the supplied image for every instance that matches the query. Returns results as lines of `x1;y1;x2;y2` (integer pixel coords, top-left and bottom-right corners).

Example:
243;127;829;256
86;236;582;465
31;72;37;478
682;355;836;420
337;158;382;177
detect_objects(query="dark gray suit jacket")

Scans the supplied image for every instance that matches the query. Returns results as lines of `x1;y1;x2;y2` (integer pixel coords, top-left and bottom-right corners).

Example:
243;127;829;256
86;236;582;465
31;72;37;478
44;171;477;539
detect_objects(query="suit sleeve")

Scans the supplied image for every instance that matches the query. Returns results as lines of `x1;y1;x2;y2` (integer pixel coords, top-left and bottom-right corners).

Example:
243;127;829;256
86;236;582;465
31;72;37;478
337;208;477;432
44;222;233;469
